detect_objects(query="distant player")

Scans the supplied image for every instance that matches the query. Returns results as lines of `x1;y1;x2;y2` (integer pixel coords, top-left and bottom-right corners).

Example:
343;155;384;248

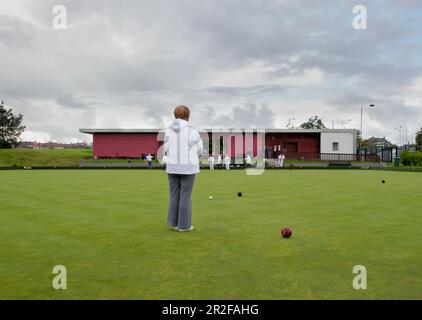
208;155;215;170
245;154;252;168
279;153;286;168
277;145;282;158
217;154;222;169
224;154;231;170
146;153;153;169
265;145;270;159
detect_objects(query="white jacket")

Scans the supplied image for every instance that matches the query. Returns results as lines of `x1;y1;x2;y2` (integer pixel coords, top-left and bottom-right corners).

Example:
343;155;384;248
164;119;203;175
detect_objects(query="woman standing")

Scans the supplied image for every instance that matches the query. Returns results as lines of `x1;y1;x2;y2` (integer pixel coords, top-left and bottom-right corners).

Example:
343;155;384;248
165;105;203;232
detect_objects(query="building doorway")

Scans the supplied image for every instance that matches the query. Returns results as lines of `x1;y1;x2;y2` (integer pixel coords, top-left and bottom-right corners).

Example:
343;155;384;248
284;142;298;158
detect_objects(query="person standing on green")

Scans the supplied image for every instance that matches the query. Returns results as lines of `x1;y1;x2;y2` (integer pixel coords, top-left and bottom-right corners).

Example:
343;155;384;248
164;105;203;232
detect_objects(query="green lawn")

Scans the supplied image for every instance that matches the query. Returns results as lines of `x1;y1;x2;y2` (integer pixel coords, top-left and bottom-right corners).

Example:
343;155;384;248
0;149;92;167
0;148;396;168
0;170;421;299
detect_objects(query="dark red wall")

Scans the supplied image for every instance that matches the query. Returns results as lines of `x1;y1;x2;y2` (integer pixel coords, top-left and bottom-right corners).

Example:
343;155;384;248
265;133;320;159
92;132;321;159
93;133;158;158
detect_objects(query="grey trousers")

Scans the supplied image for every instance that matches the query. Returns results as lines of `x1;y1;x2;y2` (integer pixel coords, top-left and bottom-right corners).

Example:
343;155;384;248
167;174;196;230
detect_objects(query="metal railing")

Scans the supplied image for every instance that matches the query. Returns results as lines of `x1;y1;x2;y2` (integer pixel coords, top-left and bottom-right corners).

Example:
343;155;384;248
320;153;380;162
265;152;381;162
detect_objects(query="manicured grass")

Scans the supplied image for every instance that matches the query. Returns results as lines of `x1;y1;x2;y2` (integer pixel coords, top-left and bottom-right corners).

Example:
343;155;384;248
0;149;92;167
0;170;421;299
1;149;388;168
81;159;147;163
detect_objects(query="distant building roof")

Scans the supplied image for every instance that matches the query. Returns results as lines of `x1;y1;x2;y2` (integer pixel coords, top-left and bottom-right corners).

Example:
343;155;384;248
80;128;357;134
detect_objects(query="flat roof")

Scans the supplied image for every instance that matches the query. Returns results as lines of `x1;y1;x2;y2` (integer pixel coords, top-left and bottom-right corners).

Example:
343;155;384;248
80;129;160;134
80;128;357;134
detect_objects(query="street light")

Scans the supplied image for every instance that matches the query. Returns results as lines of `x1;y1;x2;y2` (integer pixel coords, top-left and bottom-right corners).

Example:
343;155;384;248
360;104;375;147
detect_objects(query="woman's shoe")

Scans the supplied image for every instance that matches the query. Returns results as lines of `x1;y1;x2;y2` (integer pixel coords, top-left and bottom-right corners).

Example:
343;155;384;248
176;226;194;232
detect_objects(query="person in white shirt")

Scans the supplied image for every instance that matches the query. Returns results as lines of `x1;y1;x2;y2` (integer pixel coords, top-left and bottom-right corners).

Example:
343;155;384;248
217;154;222;169
278;153;286;168
245;154;252;168
146;153;153;169
164;105;203;232
224;154;231;170
208;155;215;170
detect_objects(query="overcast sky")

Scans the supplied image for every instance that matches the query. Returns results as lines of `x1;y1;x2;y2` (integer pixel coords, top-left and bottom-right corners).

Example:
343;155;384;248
1;0;421;144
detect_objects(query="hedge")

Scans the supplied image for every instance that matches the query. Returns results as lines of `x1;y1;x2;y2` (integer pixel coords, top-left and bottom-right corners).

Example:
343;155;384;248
400;151;422;166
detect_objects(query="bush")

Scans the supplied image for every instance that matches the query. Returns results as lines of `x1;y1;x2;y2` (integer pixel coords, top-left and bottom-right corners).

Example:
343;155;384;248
400;151;422;166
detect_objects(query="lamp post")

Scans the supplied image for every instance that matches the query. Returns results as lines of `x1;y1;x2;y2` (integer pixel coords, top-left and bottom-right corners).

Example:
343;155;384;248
360;104;375;148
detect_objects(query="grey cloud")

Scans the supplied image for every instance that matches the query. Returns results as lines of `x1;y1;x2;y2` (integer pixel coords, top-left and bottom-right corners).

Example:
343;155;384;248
205;85;288;98
195;103;275;128
0;15;34;49
0;0;420;143
328;93;378;110
56;94;89;109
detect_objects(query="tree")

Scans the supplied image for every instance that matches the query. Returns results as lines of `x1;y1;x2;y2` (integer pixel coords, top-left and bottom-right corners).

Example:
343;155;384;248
285;118;296;129
416;128;422;147
0;101;25;148
298;116;327;130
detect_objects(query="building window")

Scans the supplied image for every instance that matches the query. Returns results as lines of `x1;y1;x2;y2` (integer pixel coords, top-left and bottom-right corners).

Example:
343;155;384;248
332;142;339;151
